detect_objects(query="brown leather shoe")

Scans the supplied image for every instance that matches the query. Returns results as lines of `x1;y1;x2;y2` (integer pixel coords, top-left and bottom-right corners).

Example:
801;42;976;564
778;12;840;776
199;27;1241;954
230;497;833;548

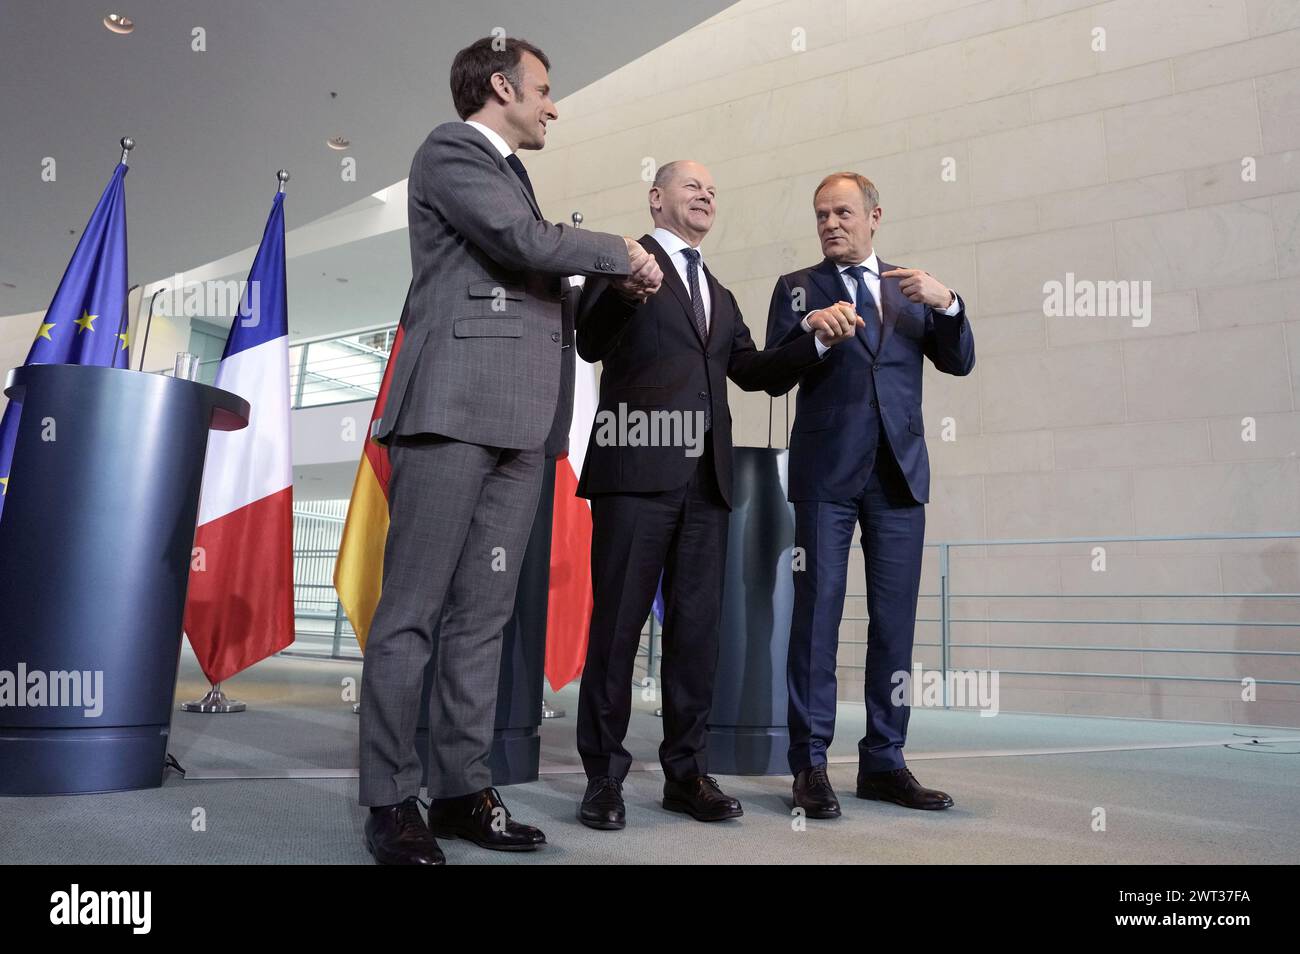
663;775;743;822
364;796;447;865
793;764;841;819
856;767;954;810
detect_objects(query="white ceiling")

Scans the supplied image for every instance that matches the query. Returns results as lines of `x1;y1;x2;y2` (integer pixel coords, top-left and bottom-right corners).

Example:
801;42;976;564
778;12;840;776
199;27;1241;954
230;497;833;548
1;0;731;320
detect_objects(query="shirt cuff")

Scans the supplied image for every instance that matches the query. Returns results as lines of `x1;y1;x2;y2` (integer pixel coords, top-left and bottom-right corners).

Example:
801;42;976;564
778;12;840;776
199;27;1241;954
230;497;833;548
940;291;961;316
800;316;831;357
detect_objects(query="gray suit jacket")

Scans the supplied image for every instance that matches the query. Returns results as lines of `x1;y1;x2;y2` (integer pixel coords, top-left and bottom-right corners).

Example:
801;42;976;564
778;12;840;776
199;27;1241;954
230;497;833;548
542;277;582;459
377;121;631;449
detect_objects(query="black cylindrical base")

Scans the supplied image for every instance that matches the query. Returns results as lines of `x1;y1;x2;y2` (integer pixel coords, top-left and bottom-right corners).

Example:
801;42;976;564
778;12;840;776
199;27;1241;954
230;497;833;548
707;447;796;776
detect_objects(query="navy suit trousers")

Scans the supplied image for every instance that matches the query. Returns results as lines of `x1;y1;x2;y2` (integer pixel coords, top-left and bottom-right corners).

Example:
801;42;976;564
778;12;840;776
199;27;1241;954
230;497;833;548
787;438;925;774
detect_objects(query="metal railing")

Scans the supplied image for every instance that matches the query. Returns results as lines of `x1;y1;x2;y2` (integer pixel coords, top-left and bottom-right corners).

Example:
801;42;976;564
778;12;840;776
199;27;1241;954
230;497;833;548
290;325;397;409
839;531;1300;706
285;522;1300;708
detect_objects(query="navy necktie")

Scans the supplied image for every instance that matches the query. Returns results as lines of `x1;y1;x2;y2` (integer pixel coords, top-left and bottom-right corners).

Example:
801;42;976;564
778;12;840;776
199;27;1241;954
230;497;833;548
846;264;881;352
505;154;536;205
681;248;712;431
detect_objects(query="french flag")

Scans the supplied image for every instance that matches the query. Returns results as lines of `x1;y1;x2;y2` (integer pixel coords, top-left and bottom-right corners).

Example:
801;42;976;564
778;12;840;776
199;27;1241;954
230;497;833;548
183;191;294;685
544;279;598;691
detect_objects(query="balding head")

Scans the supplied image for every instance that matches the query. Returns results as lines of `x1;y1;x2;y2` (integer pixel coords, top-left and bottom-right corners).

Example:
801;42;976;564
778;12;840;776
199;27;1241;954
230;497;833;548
648;160;716;246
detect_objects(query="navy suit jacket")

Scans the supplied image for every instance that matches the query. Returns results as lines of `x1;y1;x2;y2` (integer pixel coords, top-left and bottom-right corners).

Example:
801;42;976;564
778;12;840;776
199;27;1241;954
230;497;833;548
765;257;975;504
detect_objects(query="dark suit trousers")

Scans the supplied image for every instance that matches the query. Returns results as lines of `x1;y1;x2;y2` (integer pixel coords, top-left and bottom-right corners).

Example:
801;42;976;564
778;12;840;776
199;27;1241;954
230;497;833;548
358;434;543;804
787;437;925;775
577;441;728;782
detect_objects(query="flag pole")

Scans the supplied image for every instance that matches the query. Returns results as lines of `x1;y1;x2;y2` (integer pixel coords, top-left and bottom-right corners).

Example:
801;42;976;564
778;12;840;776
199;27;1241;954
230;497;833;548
114;138;135;364
538;211;589;723
181;169;293;716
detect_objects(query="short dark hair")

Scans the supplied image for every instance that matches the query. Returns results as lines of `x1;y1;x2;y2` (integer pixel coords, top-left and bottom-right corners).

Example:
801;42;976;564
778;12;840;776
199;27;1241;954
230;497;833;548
449;36;550;120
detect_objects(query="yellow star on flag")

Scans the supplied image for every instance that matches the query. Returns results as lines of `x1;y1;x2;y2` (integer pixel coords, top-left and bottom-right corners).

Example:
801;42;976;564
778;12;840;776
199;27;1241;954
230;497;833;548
117;330;129;350
74;310;97;333
34;322;55;342
0;476;8;495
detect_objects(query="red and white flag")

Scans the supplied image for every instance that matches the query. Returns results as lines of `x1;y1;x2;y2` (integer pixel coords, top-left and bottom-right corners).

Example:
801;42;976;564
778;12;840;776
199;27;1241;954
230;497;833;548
544;280;597;691
183;191;294;684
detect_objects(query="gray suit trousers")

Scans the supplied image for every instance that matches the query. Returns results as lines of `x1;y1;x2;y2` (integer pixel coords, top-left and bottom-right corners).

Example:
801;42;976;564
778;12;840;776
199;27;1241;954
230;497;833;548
358;434;544;804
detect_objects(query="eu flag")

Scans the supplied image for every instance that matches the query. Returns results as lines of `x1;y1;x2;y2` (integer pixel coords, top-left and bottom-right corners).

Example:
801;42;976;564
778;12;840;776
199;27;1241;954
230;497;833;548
0;162;129;514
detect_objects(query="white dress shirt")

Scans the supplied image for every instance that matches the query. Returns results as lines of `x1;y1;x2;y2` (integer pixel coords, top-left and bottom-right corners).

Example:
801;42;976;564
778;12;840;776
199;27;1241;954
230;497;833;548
652;226;711;333
464;119;513;159
803;251;960;356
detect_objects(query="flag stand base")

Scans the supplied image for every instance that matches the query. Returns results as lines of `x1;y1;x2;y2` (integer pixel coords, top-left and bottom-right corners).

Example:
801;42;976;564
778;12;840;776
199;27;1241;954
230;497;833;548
181;683;246;713
541;699;565;720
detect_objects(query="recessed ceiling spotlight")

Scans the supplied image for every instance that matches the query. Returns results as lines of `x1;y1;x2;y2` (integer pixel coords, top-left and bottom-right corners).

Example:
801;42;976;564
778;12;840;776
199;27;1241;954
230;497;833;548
327;136;350;150
335;277;349;283
1;282;16;289
103;13;134;34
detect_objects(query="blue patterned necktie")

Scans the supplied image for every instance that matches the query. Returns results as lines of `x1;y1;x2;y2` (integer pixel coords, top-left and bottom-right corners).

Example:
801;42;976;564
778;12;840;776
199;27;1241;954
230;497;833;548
846;264;881;352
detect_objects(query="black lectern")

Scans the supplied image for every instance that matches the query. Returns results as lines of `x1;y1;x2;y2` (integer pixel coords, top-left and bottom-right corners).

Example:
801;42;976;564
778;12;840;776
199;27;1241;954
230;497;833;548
707;447;797;775
0;364;249;795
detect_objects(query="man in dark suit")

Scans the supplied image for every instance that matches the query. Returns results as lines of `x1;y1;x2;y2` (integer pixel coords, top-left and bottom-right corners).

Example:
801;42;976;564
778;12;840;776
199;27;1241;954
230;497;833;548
358;36;663;865
573;161;859;830
766;172;975;819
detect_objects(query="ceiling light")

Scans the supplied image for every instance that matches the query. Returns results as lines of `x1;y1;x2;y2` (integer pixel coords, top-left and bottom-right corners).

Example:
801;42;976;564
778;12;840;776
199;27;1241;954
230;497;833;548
103;13;134;34
327;136;350;150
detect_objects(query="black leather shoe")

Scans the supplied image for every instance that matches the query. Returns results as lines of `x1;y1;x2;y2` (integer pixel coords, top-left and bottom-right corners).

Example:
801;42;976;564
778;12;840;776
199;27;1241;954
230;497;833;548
793;764;841;819
364;797;447;865
856;767;954;810
663;775;743;822
579;776;626;830
427;787;547;851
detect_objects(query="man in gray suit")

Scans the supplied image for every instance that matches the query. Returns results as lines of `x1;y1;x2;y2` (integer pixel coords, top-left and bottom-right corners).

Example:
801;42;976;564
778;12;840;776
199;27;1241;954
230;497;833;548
359;36;663;865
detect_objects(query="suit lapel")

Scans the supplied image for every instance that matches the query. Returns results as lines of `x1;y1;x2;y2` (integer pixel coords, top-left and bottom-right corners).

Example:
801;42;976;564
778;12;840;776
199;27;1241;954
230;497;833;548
643;234;707;349
877;259;901;356
498;154;542;220
808;258;844;309
703;262;729;355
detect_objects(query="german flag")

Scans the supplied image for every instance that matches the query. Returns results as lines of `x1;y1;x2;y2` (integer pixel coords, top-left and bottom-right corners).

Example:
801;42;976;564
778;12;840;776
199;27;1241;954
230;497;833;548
332;292;407;651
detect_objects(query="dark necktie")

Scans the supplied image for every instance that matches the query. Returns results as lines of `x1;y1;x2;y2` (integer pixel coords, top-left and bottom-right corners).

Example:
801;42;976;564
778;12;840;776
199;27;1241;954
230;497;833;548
505;153;536;205
681;247;712;431
681;248;709;342
846;264;881;352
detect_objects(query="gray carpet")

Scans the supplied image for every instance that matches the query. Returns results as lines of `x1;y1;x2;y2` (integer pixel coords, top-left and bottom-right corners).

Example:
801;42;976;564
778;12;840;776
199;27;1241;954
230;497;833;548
1;650;1297;864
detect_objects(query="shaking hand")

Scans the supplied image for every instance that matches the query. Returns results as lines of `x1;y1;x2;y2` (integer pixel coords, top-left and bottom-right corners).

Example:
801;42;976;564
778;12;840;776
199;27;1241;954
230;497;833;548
805;301;862;347
616;238;664;303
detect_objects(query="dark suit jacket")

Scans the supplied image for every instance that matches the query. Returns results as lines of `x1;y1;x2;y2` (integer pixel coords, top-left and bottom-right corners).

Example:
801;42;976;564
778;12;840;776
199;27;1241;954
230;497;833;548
765;257;975;504
378;122;631;450
576;233;823;508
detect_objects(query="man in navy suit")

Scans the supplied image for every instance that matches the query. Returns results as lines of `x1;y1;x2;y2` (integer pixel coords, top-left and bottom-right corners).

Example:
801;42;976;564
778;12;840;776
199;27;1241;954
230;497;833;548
766;172;975;818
